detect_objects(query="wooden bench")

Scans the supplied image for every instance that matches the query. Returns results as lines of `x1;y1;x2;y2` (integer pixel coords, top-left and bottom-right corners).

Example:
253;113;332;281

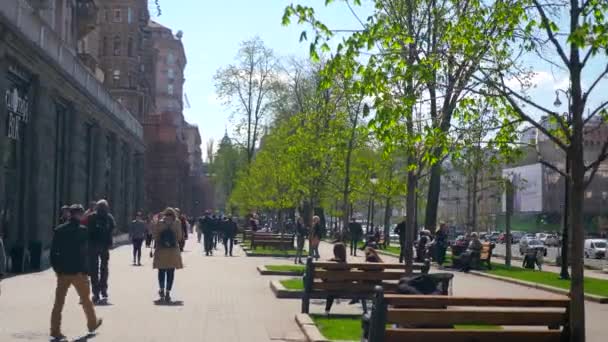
367;288;570;342
251;233;294;250
301;257;431;313
452;242;495;269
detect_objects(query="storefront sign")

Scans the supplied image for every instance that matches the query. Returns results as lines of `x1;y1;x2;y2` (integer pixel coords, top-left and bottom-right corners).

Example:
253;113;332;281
5;87;30;140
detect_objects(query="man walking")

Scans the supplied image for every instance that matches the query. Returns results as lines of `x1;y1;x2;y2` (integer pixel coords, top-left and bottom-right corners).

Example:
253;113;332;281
87;200;115;303
394;218;406;263
199;212;213;256
223;217;237;256
348;217;363;256
50;204;102;340
129;212;146;266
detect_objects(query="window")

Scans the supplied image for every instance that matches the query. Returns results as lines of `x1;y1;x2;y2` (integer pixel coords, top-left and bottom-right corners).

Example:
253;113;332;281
127;37;134;57
113;36;121;56
167;52;175;65
113;9;121;22
168;68;175;79
127;7;133;23
168;84;174;95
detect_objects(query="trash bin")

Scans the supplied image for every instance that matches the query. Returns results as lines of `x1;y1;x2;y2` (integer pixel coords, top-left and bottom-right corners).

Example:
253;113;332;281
29;240;42;270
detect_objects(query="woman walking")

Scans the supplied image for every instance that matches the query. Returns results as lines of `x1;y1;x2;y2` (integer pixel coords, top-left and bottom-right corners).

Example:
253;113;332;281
294;217;308;264
129;212;146;266
151;208;183;302
309;216;322;260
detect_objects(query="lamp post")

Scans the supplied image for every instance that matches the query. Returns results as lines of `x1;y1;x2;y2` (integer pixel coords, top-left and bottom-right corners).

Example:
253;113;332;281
367;174;378;234
554;88;571;279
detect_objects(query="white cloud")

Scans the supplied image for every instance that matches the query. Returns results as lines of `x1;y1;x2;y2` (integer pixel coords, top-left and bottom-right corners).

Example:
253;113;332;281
506;71;553;90
206;93;222;106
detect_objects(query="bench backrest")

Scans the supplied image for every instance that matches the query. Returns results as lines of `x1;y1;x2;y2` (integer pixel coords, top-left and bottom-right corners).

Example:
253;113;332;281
368;289;570;342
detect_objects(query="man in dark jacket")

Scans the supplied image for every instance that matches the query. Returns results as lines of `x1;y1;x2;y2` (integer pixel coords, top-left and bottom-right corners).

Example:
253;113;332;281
199;213;213;256
223;217;238;256
50;204;102;340
348;218;363;256
87;200;115;303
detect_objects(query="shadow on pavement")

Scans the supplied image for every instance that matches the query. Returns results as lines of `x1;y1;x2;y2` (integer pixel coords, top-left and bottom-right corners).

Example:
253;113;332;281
153;300;184;306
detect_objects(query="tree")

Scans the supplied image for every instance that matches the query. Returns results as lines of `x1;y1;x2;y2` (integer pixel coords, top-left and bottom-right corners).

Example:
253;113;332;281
477;0;608;339
214;37;280;164
211;133;245;212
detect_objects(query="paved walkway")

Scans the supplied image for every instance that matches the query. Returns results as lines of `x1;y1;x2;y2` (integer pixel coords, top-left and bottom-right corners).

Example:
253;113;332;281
0;239;306;342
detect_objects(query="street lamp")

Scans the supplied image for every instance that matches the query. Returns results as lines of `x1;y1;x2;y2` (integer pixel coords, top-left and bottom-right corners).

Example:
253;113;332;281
367;174;378;233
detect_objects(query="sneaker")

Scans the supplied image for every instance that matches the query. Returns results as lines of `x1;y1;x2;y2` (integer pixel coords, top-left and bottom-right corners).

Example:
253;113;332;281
165;291;171;303
101;291;108;299
158;289;165;300
50;333;67;341
92;295;100;304
88;318;103;334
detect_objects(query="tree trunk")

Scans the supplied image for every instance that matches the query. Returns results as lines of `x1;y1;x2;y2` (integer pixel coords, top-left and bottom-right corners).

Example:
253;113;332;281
505;179;513;267
384;197;392;246
404;171;417;274
472;169;479;232
560;156;571;279
425;163;441;232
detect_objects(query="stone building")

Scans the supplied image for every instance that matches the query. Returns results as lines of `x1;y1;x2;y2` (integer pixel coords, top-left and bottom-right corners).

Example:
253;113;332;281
183;123;206;215
0;0;145;271
143;20;192;214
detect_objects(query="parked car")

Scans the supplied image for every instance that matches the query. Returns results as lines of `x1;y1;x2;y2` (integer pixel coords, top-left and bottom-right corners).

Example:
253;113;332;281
536;233;548;242
584;239;607;259
544;234;560;247
519;238;548;256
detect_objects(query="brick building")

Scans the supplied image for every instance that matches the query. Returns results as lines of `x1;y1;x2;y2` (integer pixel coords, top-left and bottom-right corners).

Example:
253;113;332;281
0;0;145;271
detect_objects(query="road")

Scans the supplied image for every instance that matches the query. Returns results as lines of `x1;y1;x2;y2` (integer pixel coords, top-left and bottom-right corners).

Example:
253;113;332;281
493;242;608;269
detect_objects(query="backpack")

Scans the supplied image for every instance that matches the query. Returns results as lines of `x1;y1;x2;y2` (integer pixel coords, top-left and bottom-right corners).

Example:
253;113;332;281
159;224;177;249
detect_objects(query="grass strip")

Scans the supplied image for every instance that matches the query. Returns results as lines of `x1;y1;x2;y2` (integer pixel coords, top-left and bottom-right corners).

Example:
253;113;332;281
280;278;304;290
265;264;306;274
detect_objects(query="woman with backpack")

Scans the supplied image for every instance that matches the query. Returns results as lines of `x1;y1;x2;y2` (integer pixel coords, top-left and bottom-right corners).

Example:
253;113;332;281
151;208;183;302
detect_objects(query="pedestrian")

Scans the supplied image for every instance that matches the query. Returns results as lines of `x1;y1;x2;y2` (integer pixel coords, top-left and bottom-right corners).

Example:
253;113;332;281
309;216;322;260
434;223;449;268
394;219;406;263
0;226;6;296
129;212;146;266
211;214;219;250
151;207;183;302
58;205;70;225
535;249;544;271
294;217;308;264
81;201;96;226
416;230;431;262
50;204;103;340
145;214;153;248
324;243;347;316
195;215;203;243
86;199;115;303
200;212;213;256
174;208;188;252
250;214;259;232
348;217;363;256
223;217;238;256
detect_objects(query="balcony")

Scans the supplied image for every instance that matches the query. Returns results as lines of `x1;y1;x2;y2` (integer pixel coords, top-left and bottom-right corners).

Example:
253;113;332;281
0;0;143;140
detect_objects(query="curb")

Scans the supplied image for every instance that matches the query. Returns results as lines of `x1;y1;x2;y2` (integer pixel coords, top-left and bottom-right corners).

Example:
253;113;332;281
257;265;305;276
469;271;608;304
376;250;399;258
295;313;329;342
245;250;299;258
270;280;304;299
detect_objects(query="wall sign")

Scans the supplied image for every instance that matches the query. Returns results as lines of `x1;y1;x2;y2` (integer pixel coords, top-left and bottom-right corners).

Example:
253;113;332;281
5;87;30;140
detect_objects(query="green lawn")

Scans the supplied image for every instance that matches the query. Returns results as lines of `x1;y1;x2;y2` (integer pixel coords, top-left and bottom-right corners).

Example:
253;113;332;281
311;314;362;341
310;315;502;341
487;263;608;297
280;278;304;290
244;243;305;256
266;264;306;274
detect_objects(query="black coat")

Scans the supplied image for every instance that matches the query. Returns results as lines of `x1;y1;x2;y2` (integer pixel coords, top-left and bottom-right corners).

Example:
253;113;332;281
87;212;115;248
349;222;363;239
51;220;89;274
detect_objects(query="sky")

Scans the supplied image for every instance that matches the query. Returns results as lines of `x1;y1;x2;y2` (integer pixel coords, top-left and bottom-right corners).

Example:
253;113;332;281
153;1;607;160
153;0;367;160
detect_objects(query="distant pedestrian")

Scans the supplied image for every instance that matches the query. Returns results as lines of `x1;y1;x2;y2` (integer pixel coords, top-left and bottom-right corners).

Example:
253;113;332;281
223;217;237;256
145;214;153;248
50;204;103;340
151;208;183;302
309;216;322;260
434;223;449;268
129;212;146;266
348;217;363;256
80;201;96;226
294;217;308;264
200;213;213;256
175;208;188;252
394;219;406;263
87;199;115;303
58;205;70;225
535;249;544;271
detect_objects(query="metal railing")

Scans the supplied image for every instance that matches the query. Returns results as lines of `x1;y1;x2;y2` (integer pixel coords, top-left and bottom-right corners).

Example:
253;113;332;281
0;0;143;139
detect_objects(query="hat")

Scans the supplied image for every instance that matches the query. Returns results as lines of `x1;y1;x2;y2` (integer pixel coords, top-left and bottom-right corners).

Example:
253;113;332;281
69;204;85;213
61;205;70;210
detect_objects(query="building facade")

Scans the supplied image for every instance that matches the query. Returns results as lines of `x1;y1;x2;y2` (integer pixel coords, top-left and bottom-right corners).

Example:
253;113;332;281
0;0;145;272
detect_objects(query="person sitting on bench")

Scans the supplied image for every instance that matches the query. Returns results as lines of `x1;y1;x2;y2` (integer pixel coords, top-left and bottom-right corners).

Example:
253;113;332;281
459;233;482;272
324;243;348;316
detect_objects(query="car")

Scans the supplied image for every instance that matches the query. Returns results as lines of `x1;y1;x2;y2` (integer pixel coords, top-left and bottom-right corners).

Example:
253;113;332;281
536;233;548;242
519;238;547;256
584;239;606;259
544;234;560;247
